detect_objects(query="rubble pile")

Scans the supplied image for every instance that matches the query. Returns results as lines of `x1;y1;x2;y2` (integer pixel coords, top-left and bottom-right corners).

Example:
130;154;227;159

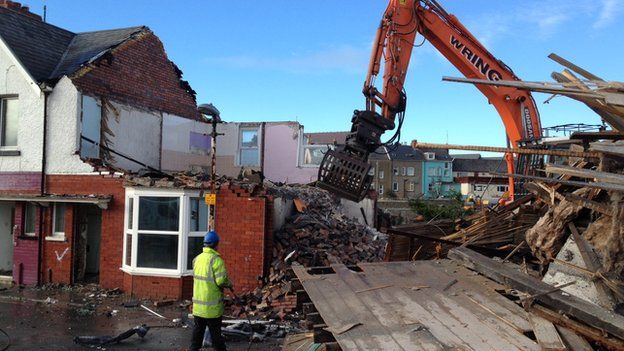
227;183;386;320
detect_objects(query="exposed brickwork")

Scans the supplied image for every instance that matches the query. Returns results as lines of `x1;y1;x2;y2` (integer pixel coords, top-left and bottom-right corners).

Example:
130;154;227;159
41;205;74;285
46;175;125;289
215;185;269;295
122;273;193;300
71;31;201;121
0;172;41;194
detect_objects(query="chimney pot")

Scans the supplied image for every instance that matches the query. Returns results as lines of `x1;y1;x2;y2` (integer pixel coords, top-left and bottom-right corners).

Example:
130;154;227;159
0;0;42;21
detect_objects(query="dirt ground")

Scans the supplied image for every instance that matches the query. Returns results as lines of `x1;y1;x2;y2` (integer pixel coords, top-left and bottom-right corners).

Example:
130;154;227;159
0;285;284;351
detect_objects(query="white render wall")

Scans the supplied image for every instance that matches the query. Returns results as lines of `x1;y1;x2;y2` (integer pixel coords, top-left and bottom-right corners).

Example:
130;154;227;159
161;113;211;172
102;100;161;172
46;77;94;174
0;43;45;172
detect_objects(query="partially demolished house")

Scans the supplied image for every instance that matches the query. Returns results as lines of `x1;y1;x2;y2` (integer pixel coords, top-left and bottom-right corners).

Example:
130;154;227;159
0;2;212;293
208;121;349;184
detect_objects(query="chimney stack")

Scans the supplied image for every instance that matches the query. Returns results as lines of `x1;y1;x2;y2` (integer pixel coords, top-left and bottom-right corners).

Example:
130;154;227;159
0;0;42;21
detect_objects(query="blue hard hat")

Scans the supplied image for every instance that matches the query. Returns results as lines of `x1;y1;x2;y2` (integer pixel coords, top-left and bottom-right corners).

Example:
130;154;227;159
204;230;220;244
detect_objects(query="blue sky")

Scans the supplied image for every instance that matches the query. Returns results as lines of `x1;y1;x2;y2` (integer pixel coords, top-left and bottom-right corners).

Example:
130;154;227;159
27;0;624;147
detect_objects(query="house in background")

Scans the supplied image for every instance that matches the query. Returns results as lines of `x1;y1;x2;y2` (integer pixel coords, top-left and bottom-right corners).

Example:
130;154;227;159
411;142;457;198
0;2;213;291
209;121;349;184
452;154;508;204
369;144;424;200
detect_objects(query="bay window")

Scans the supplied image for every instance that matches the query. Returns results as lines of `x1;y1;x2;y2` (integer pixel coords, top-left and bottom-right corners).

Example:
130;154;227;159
123;188;212;276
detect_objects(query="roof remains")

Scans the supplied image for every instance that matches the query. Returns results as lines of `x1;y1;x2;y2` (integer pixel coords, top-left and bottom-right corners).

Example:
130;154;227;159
0;6;145;83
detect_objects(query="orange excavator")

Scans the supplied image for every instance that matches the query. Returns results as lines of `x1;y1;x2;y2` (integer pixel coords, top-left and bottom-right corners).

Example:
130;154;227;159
317;0;543;202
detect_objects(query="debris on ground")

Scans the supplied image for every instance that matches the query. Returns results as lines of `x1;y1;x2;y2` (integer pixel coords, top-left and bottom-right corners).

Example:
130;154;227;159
227;183;386;320
73;324;150;346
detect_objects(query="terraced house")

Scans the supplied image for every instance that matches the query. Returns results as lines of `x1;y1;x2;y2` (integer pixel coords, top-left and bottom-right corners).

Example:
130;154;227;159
0;2;234;297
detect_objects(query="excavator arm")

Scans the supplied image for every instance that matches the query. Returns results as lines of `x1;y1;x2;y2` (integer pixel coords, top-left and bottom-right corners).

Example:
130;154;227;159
317;0;542;202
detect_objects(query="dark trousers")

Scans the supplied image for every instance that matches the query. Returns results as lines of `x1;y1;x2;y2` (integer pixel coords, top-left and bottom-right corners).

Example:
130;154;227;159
190;315;226;351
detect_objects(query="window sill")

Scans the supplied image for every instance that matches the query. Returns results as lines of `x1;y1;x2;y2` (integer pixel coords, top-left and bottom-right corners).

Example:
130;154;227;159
121;266;188;278
45;236;66;242
18;235;37;240
0;149;20;156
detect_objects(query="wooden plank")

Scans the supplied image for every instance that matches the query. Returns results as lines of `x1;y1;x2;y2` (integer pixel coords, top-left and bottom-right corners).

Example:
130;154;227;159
545;163;624;185
491;171;624;192
590;141;624;157
568;223;615;308
448;247;624;340
295;265;405;350
530;304;624;351
547;53;604;81
528;313;566;351
555;326;594;351
331;264;446;351
380;263;536;350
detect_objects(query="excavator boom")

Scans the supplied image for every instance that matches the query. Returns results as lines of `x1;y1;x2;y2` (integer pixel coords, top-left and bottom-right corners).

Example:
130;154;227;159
318;0;542;202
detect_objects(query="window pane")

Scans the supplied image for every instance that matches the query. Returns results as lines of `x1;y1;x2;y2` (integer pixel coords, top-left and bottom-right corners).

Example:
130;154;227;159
136;234;178;269
190;198;208;232
138;197;179;231
127;198;134;229
187;236;204;270
24;204;35;234
241;130;258;147
407;167;415;176
125;233;132;266
240;148;259;166
304;146;326;165
2;98;18;146
54;203;66;233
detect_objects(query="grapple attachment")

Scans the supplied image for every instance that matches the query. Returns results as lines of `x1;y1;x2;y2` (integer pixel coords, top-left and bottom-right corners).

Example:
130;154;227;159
316;110;394;202
317;146;372;202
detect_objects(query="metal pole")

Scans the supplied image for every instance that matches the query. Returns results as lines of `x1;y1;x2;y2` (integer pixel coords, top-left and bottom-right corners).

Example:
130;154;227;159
210;117;218;230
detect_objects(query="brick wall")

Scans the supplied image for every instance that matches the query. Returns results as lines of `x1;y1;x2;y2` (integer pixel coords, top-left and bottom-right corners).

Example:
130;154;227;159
215;184;270;294
0;172;41;194
46;174;125;289
12;203;39;285
40;204;74;284
71;31;201;121
123;273;193;300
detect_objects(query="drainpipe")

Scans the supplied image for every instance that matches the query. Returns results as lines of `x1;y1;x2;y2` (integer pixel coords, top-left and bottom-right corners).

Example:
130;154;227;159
38;83;53;285
260;122;266;175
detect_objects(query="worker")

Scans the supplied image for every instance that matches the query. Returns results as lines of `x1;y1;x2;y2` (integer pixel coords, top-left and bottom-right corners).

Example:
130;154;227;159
190;230;232;351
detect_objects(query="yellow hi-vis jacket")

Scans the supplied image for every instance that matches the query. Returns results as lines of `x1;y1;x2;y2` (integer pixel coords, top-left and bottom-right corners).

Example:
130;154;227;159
192;247;232;318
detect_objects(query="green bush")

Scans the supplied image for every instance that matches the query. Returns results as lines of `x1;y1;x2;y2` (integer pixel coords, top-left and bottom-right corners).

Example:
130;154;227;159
409;190;471;220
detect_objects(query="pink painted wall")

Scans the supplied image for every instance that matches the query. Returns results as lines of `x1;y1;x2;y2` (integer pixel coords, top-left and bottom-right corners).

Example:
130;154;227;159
263;124;318;184
12;203;39;285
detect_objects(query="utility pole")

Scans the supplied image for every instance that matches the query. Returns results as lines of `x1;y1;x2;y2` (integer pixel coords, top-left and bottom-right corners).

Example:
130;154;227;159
198;103;222;229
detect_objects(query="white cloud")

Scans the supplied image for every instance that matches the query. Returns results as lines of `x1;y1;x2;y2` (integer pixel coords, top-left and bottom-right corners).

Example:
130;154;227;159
593;0;624;28
205;45;370;75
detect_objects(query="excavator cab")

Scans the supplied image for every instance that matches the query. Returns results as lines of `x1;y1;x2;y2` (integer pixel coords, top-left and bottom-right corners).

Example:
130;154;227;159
317;110;394;202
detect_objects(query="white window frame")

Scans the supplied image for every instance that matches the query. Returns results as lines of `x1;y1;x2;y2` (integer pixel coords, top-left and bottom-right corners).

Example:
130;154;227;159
424;152;435;160
406;167;415;176
378;184;384;195
392;182;399;192
23;203;36;237
378;170;384;179
368;167;375;176
497;185;509;193
46;203;66;241
393;167;399;175
408;182;415;192
238;127;260;166
122;188;211;277
401;167;406;176
0;96;18;148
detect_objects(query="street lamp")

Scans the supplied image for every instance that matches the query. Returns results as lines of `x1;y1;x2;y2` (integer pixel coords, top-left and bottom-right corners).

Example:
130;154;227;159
198;103;223;229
